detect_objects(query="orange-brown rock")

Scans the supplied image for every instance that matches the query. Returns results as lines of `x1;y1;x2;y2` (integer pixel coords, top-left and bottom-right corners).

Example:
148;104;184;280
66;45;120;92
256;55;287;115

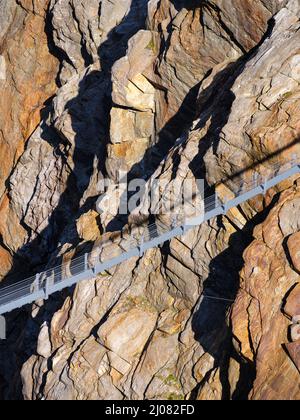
2;0;300;402
0;247;12;279
0;0;58;194
287;233;300;274
231;186;300;400
0;0;58;277
76;210;102;242
286;341;300;373
290;324;300;342
284;283;300;319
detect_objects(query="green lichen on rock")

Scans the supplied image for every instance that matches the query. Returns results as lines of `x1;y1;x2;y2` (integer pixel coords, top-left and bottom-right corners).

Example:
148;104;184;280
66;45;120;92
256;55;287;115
146;37;156;52
166;392;185;400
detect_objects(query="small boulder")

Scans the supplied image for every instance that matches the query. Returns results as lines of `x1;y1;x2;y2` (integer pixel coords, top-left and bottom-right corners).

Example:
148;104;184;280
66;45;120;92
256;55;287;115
76;210;102;241
286;340;300;373
37;322;52;359
98;307;157;363
284;283;300;318
290;324;300;342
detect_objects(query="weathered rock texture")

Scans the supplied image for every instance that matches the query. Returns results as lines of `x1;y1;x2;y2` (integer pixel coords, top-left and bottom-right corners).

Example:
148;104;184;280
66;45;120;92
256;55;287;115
231;185;300;400
0;0;58;275
0;0;300;401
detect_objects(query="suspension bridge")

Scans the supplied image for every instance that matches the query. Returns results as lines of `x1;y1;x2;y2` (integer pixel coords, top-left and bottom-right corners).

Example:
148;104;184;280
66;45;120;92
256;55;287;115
0;157;299;317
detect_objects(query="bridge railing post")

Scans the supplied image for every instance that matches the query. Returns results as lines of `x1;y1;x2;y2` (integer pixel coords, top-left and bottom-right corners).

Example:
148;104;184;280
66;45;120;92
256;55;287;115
253;171;259;188
43;277;48;300
84;253;89;271
253;171;265;193
221;203;227;214
214;194;222;212
139;232;145;257
171;212;179;230
30;273;40;294
43;271;54;300
291;153;300;171
0;315;6;340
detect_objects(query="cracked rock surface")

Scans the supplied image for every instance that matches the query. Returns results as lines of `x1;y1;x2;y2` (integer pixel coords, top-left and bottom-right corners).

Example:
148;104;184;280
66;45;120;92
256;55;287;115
0;0;300;400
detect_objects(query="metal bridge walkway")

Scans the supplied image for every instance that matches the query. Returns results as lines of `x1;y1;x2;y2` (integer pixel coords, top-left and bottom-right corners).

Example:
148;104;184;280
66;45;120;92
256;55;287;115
0;159;299;315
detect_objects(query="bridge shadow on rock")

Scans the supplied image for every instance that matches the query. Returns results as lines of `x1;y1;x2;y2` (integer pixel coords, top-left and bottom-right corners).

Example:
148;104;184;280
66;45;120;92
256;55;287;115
106;1;212;231
105;80;201;231
0;0;149;400
106;9;277;231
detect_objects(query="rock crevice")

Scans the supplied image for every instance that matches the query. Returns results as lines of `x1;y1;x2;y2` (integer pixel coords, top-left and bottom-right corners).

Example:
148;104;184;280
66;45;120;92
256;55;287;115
0;0;300;401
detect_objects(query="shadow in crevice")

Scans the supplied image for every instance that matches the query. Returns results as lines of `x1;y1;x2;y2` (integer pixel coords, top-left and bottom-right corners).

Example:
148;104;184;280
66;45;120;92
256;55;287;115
0;287;73;400
0;0;204;398
170;0;204;11
187;16;299;398
191;193;281;400
0;0;294;401
185;18;290;400
0;0;149;400
44;4;74;89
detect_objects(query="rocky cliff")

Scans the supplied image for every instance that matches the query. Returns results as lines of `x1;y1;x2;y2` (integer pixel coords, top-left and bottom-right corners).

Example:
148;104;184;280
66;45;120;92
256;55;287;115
0;0;300;400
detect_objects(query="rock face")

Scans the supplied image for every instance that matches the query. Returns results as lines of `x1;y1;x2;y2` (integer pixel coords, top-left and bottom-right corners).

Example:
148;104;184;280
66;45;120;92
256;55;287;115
231;186;300;400
0;0;58;273
0;0;300;401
